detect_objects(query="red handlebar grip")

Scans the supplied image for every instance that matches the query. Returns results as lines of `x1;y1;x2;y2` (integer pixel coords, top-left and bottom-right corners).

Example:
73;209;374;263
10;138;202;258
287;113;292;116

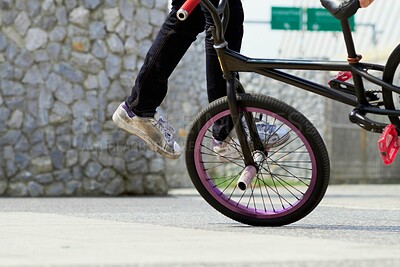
177;0;201;21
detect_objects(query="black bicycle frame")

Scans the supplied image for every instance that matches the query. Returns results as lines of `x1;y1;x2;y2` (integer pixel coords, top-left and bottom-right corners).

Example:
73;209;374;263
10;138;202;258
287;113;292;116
202;0;400;117
200;0;400;165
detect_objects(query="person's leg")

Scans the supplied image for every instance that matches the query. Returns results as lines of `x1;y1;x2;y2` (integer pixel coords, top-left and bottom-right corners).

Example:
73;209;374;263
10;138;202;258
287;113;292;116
208;1;290;160
205;0;244;104
113;0;206;159
126;0;206;117
206;0;244;141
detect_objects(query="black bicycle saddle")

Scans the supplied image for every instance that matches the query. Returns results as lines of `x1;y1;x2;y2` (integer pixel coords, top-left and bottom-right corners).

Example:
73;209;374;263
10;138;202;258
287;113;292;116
320;0;360;20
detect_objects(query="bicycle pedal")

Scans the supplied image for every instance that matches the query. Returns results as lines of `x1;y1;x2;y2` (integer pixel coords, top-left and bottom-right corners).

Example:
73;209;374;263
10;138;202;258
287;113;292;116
377;124;399;165
329;71;355;92
332;71;353;82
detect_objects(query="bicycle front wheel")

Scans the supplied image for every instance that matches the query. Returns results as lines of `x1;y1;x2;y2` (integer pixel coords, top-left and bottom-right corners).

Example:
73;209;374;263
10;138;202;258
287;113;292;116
185;94;330;226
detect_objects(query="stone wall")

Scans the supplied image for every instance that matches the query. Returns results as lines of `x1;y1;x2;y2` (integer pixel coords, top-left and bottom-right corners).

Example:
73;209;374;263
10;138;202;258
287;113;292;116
0;0;172;196
2;1;397;197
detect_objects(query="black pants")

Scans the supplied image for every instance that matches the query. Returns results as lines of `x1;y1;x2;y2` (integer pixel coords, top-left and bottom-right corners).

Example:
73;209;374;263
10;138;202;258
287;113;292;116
126;0;244;119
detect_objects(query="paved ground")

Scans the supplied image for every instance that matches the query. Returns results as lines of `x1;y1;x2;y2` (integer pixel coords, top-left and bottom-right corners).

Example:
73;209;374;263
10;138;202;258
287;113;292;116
0;184;399;267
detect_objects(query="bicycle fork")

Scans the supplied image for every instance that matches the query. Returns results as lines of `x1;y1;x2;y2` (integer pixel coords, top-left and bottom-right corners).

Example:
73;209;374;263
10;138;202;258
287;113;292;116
226;77;265;190
211;22;264;190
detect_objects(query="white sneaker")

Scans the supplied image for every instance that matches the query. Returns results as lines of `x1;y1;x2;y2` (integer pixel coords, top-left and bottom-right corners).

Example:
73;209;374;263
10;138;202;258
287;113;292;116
255;122;290;149
213;121;290;161
112;102;182;159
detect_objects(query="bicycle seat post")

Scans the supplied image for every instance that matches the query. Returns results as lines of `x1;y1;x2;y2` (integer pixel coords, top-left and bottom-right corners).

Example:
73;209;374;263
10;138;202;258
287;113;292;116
340;20;359;62
340;19;369;105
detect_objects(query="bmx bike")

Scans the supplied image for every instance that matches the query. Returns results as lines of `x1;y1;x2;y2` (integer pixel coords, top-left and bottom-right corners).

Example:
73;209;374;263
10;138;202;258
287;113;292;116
177;0;400;226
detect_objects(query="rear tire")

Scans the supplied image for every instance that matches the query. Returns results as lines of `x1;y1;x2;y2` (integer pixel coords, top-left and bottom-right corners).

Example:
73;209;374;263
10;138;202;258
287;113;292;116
185;94;330;226
382;43;400;126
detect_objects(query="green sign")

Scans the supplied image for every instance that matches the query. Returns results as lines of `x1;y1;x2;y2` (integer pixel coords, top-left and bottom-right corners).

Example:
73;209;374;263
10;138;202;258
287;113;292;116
270;6;356;32
306;8;355;32
271;7;303;30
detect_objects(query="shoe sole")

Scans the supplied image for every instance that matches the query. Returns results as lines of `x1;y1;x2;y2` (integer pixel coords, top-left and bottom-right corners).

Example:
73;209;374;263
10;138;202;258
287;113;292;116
112;111;181;160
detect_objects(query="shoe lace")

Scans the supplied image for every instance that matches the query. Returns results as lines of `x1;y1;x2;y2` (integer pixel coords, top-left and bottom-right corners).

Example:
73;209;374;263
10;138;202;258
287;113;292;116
157;116;176;146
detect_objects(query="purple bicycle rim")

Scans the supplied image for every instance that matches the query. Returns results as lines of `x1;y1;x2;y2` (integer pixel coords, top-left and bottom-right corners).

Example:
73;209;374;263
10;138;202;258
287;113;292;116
194;107;317;218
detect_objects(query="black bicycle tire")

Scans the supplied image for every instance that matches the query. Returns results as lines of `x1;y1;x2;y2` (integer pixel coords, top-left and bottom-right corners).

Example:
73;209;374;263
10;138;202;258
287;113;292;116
382;43;400;126
185;94;330;226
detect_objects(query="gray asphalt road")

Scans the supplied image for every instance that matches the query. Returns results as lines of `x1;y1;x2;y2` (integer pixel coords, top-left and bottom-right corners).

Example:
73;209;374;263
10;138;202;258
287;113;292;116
0;185;399;267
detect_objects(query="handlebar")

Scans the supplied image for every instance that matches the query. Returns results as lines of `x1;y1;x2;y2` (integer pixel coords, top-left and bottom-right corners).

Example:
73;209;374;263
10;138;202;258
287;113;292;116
176;0;229;48
177;0;201;21
177;0;228;21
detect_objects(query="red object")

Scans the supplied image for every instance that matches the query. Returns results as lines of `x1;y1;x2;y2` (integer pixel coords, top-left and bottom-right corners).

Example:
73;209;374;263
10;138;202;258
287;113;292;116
333;71;353;82
179;0;201;17
378;124;399;165
328;71;353;85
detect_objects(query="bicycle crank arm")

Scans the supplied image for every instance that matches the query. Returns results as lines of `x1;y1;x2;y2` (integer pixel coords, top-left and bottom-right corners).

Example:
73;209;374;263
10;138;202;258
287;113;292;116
349;109;387;133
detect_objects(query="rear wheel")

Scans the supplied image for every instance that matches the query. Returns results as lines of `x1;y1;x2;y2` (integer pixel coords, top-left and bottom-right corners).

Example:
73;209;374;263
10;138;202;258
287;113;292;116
382;43;400;126
185;94;330;226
